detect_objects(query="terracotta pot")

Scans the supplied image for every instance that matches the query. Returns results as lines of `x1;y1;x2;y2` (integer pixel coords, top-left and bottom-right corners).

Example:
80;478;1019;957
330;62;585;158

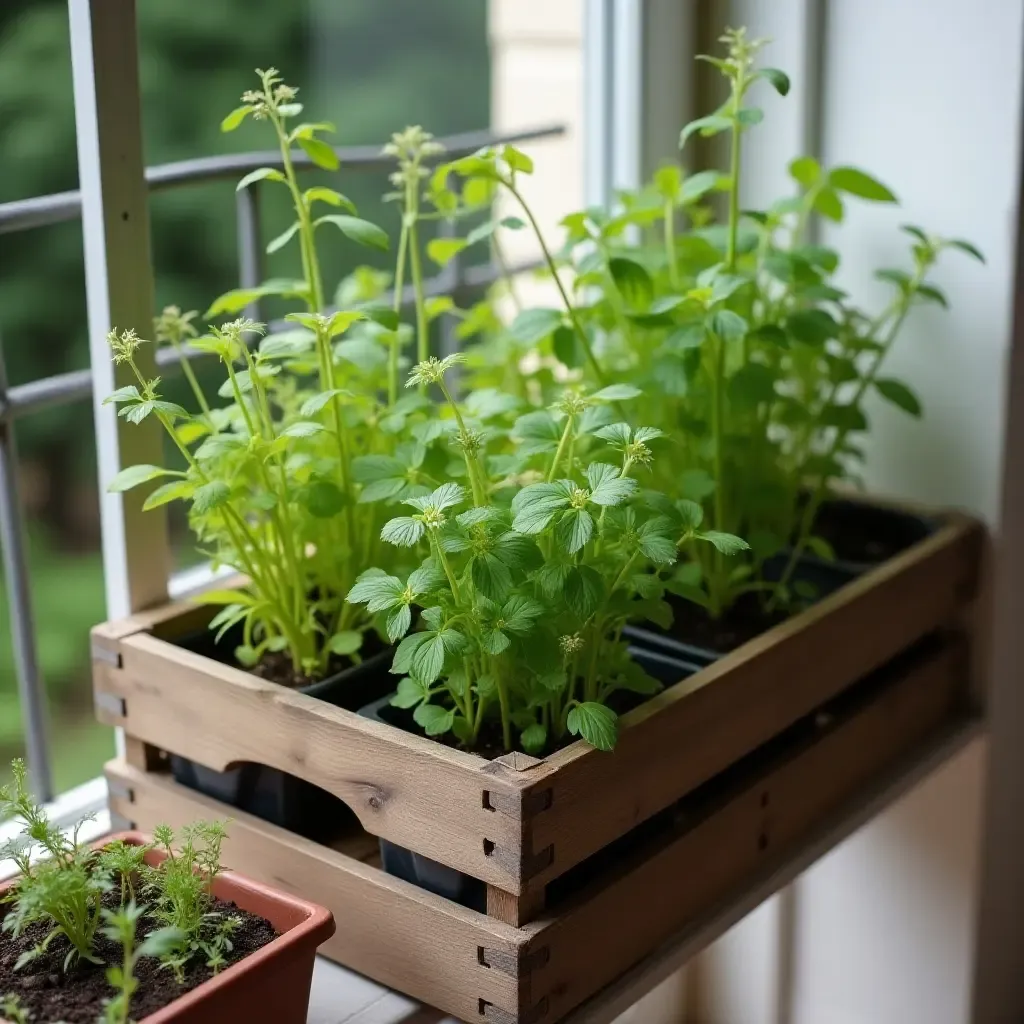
0;831;335;1024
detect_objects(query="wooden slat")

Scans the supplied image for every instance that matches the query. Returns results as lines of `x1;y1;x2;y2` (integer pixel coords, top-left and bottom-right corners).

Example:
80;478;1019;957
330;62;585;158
106;760;527;1023
519;640;967;1023
97;633;531;891
521;515;982;885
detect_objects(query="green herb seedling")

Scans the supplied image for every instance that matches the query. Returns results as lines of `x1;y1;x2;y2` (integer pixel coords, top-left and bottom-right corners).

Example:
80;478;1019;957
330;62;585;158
99;901;184;1024
0;993;31;1023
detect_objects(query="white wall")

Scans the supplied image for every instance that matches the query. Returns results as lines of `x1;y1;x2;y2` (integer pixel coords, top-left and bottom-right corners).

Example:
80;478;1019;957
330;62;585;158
693;1;1023;1022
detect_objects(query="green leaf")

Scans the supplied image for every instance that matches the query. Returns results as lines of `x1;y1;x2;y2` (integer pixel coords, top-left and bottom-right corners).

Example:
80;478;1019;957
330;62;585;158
137;926;187;959
512;483;570;534
220;105;253;132
592;383;641;402
298;136;340;171
586;465;636;506
948;239;985;263
697;530;750;556
708;309;748;341
552;325;579;368
266;221;301;255
205;278;306;318
566;702;617;751
520;723;547;755
787;309;839;345
236;167;286;192
381;516;426;547
142;480;194;510
318;215;390;252
556;508;595;554
302;479;345;518
680;114;731;148
509;307;563;346
737;106;763;128
391;677;428;709
301;389;348;417
813;187;844;222
303;186;356;213
385;605;412;643
676;499;704;531
875;378;922;417
281;420;325;438
758;67;791;96
107;464;180;494
653;164;681;200
472;554;513;601
565;565;603;619
353;454;407;482
680;170;721;205
482;629;510;655
916;284;948;308
427;237;468;267
829;166;897;203
414;703;456;737
412;630;463;685
609;257;654;310
347;570;404;611
636;523;677;565
821;403;868;431
789;156;821;187
503;144;534;174
192;481;231;514
329;631;363;656
665;323;705;351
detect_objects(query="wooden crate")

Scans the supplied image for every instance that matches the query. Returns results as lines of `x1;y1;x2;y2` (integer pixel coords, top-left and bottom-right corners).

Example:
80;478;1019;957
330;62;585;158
105;634;972;1024
92;507;983;926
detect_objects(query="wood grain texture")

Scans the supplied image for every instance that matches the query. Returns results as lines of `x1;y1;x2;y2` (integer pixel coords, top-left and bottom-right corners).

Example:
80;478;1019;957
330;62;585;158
106;760;527;1023
91;506;983;910
520;514;982;886
97;634;532;890
520;639;968;1023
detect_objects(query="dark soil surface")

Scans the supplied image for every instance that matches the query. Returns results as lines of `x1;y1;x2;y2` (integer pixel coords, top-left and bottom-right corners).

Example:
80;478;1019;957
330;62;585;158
808;499;933;566
0;889;276;1023
662;591;788;655
178;623;387;692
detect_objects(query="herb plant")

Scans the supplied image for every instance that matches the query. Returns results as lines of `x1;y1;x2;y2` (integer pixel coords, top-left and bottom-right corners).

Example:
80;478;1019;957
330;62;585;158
98;901;183;1024
434;29;983;627
348;357;739;752
0;993;31;1024
0;759;105;970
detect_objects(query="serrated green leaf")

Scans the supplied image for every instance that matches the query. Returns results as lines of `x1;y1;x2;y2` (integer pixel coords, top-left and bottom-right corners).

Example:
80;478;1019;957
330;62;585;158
592;383;641;402
347;570;404;611
556;508;594;554
566;702;617;751
509;307;563;346
192;481;231;514
385;605;412;643
413;703;456;736
697;530;750;556
381;516;426;547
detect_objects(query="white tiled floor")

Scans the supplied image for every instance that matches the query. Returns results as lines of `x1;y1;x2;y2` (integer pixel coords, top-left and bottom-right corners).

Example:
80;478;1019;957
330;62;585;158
307;958;460;1024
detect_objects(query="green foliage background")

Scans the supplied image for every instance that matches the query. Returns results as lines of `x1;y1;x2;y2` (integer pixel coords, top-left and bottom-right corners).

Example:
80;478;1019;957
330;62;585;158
0;0;490;788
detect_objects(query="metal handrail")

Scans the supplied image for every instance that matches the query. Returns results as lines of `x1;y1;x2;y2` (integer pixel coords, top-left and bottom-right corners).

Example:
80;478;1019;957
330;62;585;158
0;124;564;236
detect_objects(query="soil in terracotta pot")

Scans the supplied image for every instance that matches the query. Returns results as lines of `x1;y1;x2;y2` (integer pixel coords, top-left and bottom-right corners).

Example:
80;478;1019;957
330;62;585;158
807;499;933;566
663;591;788;656
0;888;276;1023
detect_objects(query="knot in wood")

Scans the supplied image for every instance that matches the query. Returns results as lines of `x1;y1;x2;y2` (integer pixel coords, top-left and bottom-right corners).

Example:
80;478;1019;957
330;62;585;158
351;780;389;811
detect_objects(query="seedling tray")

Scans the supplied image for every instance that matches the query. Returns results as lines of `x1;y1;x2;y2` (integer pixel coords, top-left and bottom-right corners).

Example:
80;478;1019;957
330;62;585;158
104;633;972;1024
92;502;982;925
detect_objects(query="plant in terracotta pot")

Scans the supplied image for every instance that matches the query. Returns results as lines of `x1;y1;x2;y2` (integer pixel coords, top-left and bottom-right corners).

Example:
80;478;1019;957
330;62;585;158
0;760;333;1024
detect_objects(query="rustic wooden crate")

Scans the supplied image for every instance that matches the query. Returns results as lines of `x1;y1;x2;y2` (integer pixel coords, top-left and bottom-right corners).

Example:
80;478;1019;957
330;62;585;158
105;634;972;1024
91;506;982;926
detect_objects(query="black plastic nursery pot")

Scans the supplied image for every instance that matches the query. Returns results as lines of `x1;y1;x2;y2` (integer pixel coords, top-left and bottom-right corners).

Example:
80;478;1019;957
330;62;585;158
624;552;857;665
808;497;938;574
357;644;699;909
169;630;394;842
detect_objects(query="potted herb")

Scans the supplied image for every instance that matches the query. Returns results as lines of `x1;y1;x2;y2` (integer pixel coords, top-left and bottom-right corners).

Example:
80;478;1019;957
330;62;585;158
0;760;333;1023
103;73;465;835
431;30;983;663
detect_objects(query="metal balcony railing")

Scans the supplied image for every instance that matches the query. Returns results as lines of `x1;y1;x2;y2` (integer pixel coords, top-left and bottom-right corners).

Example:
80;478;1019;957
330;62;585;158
0;123;565;801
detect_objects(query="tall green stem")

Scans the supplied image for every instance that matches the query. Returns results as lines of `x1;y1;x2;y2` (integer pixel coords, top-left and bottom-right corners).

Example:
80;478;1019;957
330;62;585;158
389;217;410;406
506;182;607;387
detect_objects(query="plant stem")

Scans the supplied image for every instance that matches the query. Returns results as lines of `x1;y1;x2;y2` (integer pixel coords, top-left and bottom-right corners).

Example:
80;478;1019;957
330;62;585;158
769;269;927;610
389;216;410;406
547;414;575;482
664;200;680;290
438;380;487;506
407;180;430;386
169;339;212;419
506;181;608;387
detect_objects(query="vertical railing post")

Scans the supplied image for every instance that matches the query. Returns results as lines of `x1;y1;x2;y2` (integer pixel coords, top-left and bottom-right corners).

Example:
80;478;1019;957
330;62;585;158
236;184;263;321
69;0;170;623
0;340;54;800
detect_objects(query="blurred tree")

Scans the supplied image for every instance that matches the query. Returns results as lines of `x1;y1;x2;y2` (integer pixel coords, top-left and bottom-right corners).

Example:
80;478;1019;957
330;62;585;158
0;0;488;547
